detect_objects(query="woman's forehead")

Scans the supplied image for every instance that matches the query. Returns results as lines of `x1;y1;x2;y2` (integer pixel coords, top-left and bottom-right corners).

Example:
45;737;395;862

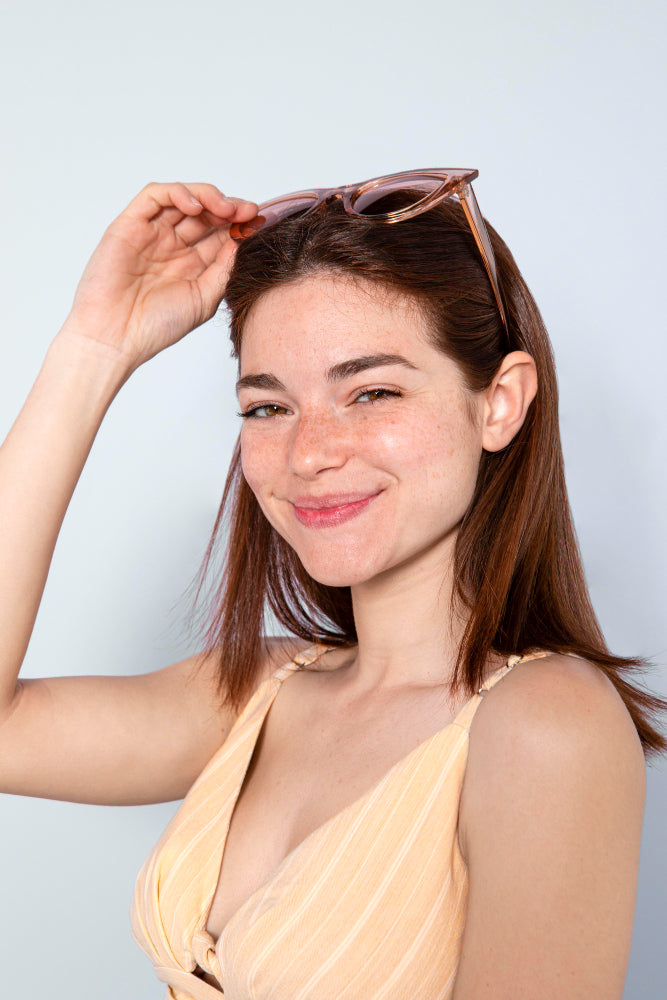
238;273;434;369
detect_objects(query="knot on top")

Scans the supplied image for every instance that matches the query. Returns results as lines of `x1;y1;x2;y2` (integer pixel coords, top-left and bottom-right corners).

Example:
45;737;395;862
191;929;224;987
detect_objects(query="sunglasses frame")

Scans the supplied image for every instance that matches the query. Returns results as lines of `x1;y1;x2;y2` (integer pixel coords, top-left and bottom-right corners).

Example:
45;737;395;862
231;168;509;335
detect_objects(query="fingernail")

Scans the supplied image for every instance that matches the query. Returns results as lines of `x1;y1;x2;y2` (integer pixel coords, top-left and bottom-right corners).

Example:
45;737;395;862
241;219;263;236
189;194;203;207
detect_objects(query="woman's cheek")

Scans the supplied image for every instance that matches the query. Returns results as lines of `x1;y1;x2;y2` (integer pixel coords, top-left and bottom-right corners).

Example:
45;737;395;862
240;440;286;534
373;412;444;472
370;412;423;463
240;437;266;499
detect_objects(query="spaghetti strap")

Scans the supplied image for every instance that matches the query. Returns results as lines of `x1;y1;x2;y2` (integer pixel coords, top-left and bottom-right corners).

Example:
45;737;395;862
479;649;549;694
271;642;334;682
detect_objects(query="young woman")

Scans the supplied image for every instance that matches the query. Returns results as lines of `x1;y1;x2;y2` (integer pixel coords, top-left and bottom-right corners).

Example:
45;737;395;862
0;173;663;1000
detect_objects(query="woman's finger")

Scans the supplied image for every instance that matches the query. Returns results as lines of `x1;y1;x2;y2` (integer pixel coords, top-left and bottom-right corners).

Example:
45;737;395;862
194;238;240;308
183;184;258;218
168;184;259;226
172;214;219;245
171;201;261;250
172;208;235;246
122;183;209;223
189;226;232;268
224;197;261;222
154;205;192;229
123;182;247;225
121;184;259;248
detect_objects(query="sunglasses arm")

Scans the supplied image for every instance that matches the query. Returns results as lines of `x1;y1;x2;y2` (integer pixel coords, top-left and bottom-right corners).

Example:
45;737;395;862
457;183;509;336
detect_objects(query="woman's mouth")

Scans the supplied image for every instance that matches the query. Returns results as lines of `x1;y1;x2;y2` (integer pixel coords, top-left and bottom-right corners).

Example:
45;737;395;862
291;492;381;529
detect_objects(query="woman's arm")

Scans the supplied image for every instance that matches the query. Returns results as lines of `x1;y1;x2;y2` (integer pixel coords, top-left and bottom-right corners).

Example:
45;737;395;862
452;654;646;999
0;183;265;805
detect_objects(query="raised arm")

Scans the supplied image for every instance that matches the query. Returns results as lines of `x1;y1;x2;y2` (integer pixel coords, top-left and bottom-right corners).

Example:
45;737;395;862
0;183;270;805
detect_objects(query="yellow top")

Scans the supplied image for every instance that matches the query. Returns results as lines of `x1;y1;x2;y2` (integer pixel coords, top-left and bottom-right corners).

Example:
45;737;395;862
131;645;547;1000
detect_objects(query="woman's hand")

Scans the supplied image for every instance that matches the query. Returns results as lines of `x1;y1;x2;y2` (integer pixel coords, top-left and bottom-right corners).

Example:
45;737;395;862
62;182;259;373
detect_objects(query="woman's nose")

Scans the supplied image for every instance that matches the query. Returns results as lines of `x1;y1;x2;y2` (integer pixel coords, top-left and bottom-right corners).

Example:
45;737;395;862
288;411;350;478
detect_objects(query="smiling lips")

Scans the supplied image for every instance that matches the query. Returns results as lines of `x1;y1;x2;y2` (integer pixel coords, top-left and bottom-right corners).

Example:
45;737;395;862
291;492;381;528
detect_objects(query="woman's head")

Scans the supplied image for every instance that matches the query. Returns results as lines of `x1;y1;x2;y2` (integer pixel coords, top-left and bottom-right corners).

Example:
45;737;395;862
224;195;549;607
201;193;665;754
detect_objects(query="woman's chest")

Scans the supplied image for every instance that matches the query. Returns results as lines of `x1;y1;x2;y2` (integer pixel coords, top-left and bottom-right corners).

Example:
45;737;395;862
206;677;463;940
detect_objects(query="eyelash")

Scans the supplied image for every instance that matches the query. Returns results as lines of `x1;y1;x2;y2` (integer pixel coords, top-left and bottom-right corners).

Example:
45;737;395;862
238;387;403;420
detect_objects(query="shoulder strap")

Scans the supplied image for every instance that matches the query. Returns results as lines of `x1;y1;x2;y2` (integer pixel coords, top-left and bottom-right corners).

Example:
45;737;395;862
272;642;334;682
481;649;549;693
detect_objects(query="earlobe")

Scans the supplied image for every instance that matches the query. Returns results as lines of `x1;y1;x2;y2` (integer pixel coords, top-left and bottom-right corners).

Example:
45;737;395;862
481;351;538;453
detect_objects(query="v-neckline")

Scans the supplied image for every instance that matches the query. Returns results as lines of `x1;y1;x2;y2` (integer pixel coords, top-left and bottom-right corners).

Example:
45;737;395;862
199;651;511;952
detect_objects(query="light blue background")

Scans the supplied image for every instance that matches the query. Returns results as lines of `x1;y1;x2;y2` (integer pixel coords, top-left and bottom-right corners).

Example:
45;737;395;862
0;1;664;996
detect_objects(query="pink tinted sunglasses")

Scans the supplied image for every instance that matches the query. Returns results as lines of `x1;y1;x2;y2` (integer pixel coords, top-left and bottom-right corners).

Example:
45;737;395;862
229;168;508;334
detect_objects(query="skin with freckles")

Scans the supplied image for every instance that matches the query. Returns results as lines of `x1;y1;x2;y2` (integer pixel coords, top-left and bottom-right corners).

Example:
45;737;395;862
239;274;486;593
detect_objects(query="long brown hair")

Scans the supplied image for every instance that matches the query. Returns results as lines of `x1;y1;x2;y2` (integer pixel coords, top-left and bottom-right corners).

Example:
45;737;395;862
197;194;666;756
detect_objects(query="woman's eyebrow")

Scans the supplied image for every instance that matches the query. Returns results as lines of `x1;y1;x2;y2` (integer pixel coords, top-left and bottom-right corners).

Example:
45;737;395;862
327;353;418;382
236;353;418;393
236;372;285;393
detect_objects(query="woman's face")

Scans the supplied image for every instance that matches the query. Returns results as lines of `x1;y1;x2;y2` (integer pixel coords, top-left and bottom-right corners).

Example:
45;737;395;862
237;273;485;589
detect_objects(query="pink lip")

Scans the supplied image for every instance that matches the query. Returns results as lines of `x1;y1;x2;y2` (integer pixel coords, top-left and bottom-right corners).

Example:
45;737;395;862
291;492;381;528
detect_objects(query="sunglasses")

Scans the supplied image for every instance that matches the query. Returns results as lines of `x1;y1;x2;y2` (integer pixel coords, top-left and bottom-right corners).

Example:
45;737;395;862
229;168;508;334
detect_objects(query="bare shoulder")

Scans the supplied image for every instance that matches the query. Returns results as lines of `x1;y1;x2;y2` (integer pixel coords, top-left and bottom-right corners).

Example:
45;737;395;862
461;653;646;832
467;651;644;774
453;653;646;998
185;636;314;716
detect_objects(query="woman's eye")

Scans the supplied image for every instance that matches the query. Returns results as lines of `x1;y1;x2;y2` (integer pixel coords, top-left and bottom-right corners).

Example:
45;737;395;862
239;403;289;419
355;388;402;404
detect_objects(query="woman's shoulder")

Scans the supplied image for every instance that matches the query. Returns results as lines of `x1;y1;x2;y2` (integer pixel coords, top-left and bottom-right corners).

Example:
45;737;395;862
459;652;646;859
476;651;643;751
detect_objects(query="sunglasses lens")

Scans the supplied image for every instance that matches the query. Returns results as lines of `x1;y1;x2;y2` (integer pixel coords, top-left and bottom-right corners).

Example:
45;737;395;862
229;193;319;241
351;175;444;216
256;194;319;228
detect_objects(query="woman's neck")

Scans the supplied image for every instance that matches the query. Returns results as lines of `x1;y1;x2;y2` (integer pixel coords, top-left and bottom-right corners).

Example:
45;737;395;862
346;535;471;692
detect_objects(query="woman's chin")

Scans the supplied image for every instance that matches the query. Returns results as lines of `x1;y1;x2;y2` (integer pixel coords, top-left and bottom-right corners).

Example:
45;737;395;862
296;553;390;590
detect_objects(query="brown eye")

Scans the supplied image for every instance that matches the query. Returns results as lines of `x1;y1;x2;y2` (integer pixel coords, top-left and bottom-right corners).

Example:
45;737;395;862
240;403;290;419
355;388;402;404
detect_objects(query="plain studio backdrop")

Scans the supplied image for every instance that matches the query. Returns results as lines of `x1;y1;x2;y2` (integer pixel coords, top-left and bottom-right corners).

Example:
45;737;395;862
0;1;665;997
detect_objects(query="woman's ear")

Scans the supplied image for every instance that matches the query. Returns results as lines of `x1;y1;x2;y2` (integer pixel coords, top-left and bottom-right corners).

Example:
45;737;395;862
481;351;538;453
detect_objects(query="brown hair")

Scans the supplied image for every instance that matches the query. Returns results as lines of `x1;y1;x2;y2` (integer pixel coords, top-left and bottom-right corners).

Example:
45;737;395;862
198;194;666;757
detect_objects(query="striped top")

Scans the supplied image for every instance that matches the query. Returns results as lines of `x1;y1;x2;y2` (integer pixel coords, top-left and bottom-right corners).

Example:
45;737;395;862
131;645;547;1000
